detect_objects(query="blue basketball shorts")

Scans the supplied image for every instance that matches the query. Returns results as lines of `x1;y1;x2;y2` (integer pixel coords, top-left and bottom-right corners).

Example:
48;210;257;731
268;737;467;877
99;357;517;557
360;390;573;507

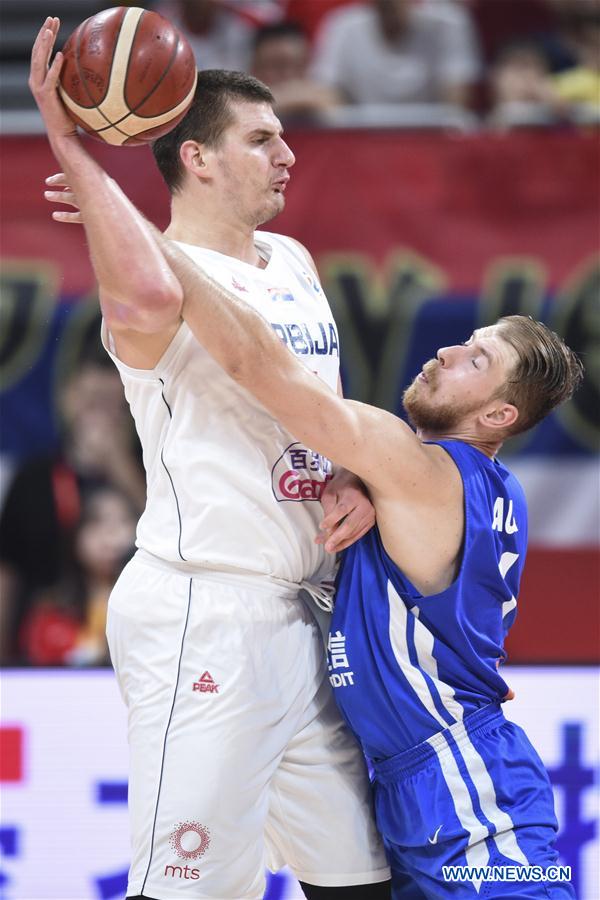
370;703;575;899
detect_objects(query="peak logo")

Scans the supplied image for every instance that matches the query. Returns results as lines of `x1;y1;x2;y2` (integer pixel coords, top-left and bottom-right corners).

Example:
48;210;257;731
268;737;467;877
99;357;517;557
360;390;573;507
193;671;219;693
271;443;333;503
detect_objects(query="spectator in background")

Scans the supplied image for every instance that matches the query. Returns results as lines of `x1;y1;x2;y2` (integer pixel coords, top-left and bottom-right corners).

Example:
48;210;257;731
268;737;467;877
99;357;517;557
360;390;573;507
552;5;600;117
153;0;257;72
310;0;481;108
250;21;339;121
487;7;600;127
20;486;137;666
0;354;145;664
466;0;561;69
488;40;556;126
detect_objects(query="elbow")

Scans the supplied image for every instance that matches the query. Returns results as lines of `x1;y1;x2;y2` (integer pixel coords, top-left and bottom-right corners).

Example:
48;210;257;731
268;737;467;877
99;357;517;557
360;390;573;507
103;281;183;334
132;282;183;332
132;263;183;309
147;280;184;313
102;257;183;310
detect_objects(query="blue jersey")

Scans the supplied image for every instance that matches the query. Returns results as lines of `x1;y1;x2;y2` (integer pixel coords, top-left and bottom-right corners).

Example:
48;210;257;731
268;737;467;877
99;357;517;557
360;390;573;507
328;439;529;761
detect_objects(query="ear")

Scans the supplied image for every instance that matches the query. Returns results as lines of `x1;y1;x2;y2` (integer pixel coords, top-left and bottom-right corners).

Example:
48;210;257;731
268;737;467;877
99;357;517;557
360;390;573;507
480;401;519;431
179;140;212;181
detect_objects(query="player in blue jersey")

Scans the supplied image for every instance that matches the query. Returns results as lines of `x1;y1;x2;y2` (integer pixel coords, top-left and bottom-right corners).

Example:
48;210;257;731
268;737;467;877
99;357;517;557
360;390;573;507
139;244;583;900
41;87;583;899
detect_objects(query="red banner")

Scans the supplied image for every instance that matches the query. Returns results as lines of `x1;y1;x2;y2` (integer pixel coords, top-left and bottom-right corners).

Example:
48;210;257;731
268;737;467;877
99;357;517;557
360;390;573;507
1;130;597;292
1;130;598;662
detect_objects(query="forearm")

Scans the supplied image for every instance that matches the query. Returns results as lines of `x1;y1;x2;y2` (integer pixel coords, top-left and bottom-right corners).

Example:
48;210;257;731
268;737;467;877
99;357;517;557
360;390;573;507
153;226;289;382
30;19;179;316
151;225;339;431
49;135;179;310
150;225;418;491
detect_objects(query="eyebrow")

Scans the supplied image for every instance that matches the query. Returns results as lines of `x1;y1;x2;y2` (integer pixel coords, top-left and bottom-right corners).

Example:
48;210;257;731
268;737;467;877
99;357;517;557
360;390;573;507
247;127;282;139
470;332;494;365
476;344;494;365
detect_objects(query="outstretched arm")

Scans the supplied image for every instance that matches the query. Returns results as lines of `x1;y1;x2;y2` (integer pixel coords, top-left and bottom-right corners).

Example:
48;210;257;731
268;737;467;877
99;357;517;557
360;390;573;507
152;228;432;498
30;18;182;354
43;172;433;498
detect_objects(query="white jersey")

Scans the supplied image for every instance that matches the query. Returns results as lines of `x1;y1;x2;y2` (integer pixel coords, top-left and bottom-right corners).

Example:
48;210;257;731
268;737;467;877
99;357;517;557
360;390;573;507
102;231;340;588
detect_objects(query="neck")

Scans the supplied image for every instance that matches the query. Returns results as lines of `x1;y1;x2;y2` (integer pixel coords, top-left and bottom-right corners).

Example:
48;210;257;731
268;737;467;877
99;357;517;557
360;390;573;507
417;427;504;459
164;192;263;267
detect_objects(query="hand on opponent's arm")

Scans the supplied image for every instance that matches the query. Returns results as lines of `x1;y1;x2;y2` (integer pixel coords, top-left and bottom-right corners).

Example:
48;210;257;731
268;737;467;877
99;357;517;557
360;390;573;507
318;469;375;553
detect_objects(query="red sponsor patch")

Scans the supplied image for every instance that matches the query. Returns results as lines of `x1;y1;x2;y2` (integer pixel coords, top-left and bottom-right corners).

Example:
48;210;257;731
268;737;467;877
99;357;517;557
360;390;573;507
271;442;333;503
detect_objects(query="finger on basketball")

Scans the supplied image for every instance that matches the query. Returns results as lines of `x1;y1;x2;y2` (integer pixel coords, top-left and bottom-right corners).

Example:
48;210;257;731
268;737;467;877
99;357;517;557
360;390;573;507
46;50;64;89
41;25;57;71
30;21;53;87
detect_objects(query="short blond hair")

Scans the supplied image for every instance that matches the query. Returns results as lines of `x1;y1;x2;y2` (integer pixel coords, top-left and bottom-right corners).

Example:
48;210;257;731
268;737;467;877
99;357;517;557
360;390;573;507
495;316;584;435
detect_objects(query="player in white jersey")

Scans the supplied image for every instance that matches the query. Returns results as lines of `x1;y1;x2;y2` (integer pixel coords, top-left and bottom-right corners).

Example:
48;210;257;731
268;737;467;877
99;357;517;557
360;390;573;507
30;18;390;900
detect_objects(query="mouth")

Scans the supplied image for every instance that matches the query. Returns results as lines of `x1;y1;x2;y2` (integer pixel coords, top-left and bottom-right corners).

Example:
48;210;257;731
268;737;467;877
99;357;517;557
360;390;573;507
419;361;439;387
272;176;290;193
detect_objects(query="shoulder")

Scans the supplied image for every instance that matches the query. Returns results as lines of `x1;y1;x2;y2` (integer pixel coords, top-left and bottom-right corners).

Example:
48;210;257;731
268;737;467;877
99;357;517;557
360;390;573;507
169;240;212;264
496;457;527;505
427;439;481;471
258;231;319;277
425;441;500;502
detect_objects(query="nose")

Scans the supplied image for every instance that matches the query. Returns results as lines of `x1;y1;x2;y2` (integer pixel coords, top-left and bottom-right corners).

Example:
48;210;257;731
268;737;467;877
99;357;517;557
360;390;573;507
436;345;460;367
276;137;295;169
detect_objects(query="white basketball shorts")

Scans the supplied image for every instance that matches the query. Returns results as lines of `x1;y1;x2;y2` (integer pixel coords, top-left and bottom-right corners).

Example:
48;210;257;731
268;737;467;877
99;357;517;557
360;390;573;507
106;551;389;900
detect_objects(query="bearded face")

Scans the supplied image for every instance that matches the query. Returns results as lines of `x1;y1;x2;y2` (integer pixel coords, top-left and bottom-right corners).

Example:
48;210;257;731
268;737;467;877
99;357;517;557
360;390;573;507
402;358;484;433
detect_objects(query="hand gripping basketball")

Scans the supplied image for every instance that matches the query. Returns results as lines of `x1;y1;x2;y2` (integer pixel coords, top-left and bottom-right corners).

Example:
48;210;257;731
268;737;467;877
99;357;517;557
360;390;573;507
57;6;198;145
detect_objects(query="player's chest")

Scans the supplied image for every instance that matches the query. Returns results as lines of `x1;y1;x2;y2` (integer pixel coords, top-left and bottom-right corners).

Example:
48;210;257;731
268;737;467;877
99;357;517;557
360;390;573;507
206;259;341;375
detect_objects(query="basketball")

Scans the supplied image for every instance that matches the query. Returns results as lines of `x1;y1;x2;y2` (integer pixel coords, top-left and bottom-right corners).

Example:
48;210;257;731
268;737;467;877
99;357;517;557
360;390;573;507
57;6;197;146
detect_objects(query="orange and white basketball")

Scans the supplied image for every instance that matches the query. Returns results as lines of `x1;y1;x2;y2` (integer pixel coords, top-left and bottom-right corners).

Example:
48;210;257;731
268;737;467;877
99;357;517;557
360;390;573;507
58;6;197;146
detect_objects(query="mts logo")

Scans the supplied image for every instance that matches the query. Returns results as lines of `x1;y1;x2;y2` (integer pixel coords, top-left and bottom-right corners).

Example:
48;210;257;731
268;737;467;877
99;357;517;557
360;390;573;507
164;864;200;880
193;671;219;693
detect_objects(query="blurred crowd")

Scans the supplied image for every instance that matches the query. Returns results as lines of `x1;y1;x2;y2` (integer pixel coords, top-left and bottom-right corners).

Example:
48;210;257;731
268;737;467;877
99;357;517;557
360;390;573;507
152;0;599;126
0;346;144;667
1;0;598;667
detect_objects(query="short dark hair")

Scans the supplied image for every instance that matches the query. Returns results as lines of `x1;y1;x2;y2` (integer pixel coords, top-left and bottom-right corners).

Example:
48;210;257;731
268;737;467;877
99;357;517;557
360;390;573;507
495;315;584;435
152;69;274;193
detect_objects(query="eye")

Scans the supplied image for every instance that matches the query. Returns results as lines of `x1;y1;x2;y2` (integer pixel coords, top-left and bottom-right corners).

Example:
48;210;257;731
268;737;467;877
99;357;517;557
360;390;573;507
472;358;479;369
